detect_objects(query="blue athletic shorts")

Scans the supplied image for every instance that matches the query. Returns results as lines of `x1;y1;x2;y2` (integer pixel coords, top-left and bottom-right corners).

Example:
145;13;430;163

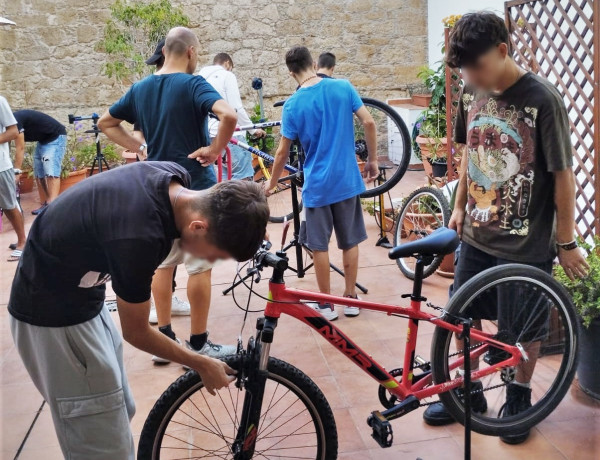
34;134;67;178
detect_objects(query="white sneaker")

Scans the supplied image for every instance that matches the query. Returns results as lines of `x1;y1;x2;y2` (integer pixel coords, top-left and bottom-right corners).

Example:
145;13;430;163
305;302;338;321
152;338;182;364
149;295;191;325
343;295;361;317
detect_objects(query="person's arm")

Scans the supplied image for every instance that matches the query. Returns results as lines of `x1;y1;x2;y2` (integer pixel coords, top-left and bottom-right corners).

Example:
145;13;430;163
117;297;236;394
98;111;145;153
188;99;237;166
354;105;378;182
266;136;293;194
554;169;589;280
0;124;18;144
449;144;469;237
13;132;25;170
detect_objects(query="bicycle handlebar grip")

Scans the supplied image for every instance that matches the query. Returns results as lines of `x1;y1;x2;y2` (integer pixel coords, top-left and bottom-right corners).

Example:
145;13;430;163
263;252;288;270
273;100;286;107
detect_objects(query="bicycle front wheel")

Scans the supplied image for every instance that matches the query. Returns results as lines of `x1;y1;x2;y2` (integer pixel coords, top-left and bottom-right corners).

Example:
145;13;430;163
393;186;451;279
430;264;578;437
357;98;410;198
138;355;338;459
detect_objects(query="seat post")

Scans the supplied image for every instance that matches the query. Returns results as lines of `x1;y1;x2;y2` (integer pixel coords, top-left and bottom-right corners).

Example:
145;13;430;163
411;255;432;301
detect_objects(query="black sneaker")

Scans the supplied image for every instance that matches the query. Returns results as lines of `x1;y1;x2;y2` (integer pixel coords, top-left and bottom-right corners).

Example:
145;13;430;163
499;383;532;444
31;203;48;215
423;380;488;426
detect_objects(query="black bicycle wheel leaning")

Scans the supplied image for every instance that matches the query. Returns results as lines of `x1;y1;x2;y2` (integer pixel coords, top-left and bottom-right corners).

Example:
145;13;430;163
393;186;451;279
357;98;410;198
138;355;338;459
430;264;578;437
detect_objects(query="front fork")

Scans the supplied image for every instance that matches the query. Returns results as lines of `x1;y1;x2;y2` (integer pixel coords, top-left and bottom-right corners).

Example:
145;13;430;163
233;317;277;460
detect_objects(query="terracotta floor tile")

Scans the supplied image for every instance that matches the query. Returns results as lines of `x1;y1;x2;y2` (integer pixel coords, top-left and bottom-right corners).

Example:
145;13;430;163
0;381;44;416
538;416;600;460
368;436;463;460
21;406;60;449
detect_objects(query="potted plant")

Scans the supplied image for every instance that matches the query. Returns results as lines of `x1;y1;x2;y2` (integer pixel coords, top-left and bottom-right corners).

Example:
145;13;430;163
413;58;448;179
60;124;122;193
554;237;600;400
19;147;35;193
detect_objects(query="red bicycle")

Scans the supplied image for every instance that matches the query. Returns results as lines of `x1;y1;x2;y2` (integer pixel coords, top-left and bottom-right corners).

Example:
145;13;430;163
138;228;578;459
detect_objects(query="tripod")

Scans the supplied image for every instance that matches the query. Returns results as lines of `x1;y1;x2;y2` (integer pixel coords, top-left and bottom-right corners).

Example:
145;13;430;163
69;113;109;176
223;171;368;295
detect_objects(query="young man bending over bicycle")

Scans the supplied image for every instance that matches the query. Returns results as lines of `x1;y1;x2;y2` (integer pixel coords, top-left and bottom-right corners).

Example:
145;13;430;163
9;162;269;459
266;46;378;320
422;12;589;444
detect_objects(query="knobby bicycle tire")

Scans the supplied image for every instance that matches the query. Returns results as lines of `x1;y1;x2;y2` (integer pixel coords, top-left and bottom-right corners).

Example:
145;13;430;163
138;355;338;459
430;264;578;436
359;97;410;198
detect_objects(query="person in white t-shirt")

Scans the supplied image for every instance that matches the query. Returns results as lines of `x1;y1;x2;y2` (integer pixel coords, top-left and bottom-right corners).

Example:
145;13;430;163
0;95;26;261
198;53;265;180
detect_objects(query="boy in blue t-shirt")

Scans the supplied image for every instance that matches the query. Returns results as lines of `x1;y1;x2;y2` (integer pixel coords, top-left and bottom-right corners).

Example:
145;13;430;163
266;46;378;320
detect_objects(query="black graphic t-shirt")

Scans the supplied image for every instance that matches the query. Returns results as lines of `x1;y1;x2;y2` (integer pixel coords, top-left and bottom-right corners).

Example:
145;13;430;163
9;161;190;327
455;73;572;263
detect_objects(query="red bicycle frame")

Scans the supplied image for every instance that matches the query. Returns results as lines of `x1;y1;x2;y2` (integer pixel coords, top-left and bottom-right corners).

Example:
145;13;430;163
263;279;522;403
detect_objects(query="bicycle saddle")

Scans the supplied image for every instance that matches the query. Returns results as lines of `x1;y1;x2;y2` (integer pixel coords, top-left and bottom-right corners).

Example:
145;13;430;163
388;227;459;260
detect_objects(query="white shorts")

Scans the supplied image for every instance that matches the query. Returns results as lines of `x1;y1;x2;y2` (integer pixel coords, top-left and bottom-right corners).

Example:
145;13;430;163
158;239;214;275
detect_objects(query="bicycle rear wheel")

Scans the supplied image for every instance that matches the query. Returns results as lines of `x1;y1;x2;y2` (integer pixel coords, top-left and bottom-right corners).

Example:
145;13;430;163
430;264;578;437
357;98;410;198
138;355;338;459
393;186;451;279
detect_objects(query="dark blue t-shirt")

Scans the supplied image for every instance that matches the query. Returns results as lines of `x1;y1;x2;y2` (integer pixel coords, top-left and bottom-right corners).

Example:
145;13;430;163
109;73;222;190
282;79;365;207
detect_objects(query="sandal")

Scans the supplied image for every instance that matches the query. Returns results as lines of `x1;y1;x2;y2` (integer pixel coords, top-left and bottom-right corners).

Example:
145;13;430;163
7;249;22;262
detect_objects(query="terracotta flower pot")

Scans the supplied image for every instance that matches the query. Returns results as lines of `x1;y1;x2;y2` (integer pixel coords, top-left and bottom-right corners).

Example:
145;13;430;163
18;172;34;193
416;136;448;177
122;150;138;164
59;169;87;193
436;252;455;278
412;94;432;107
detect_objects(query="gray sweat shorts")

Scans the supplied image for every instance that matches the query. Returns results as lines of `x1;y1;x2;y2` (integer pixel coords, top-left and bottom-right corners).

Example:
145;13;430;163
10;305;136;460
300;195;368;251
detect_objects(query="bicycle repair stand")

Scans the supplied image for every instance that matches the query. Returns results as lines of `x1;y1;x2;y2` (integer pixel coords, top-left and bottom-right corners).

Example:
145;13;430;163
375;165;393;249
459;317;473;460
68;113;110;175
222;171;368;295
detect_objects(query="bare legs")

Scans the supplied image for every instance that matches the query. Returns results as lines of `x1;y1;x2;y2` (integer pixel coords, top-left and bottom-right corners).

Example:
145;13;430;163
36;176;61;204
312;245;359;297
152;267;175;328
4;207;26;250
188;270;211;336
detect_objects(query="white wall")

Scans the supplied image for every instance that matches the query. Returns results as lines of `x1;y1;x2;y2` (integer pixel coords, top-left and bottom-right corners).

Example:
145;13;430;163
428;0;504;66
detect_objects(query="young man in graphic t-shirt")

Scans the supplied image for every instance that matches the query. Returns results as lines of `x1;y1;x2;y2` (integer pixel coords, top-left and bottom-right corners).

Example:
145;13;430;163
266;46;378;320
422;12;589;444
9;161;269;458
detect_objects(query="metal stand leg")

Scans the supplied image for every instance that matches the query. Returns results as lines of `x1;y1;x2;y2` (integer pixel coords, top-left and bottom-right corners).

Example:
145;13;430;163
375;191;392;248
461;319;472;460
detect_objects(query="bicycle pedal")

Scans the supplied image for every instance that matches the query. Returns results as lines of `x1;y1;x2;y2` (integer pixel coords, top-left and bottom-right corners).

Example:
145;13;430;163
367;411;393;448
483;346;510;365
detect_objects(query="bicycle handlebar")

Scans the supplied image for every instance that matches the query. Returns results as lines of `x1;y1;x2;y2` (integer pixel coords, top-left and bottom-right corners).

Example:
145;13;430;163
255;249;289;271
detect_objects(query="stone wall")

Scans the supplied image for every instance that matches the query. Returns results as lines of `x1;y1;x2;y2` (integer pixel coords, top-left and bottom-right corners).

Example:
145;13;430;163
0;0;427;125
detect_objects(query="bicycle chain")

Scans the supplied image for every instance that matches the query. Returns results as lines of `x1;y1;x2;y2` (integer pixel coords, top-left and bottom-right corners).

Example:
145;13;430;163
411;302;509;407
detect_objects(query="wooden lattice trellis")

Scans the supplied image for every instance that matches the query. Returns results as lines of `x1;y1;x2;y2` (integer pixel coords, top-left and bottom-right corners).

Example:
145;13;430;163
506;0;599;239
445;0;600;237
